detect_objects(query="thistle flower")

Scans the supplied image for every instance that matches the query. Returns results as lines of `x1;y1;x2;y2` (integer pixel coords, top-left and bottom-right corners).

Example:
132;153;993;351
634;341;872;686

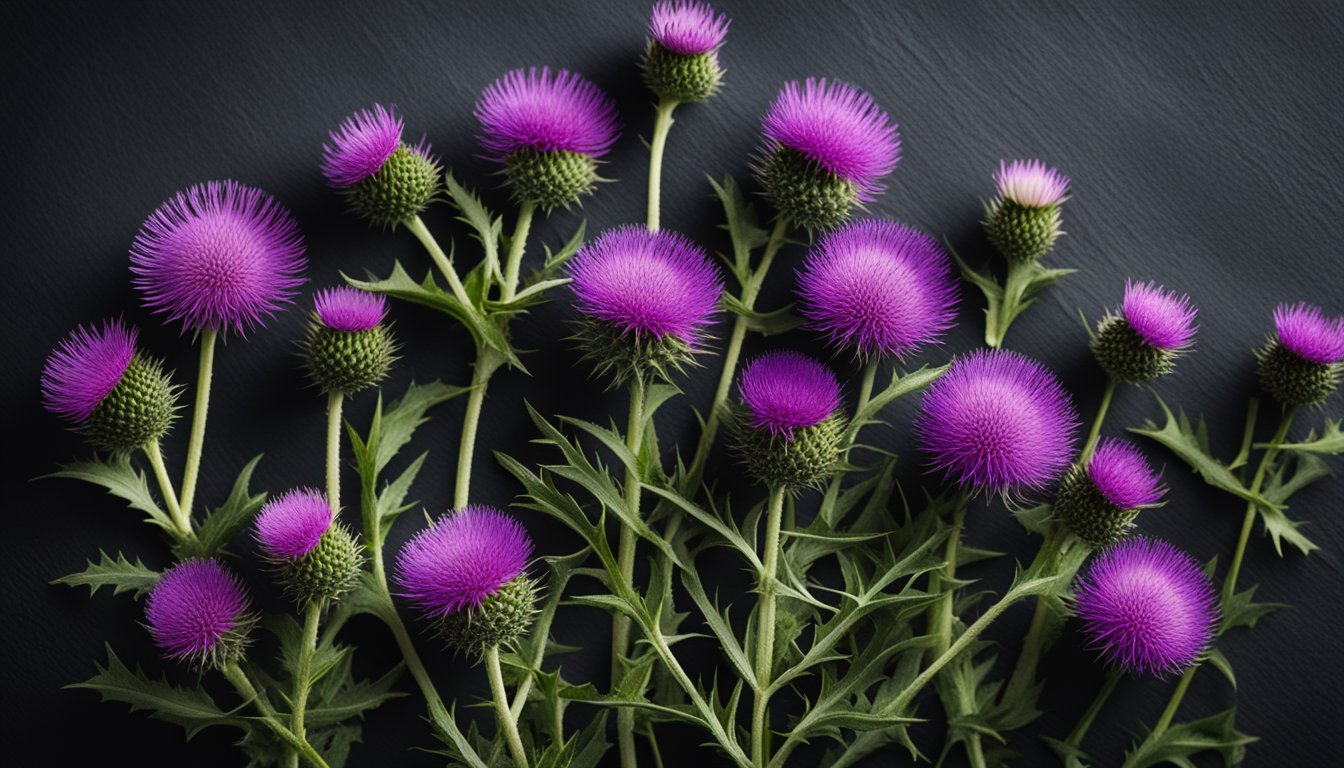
796;219;958;360
983;159;1069;264
1074;537;1218;676
130;180;306;335
1057;439;1165;548
322;104;440;228
733;351;846;490
569;225;722;384
145;558;253;668
304;286;397;395
254;488;362;604
40;319;177;452
1257;301;1344;407
395;506;537;653
756;78;901;231
916;349;1079;495
476;67;621;209
643;1;730;102
1092;280;1198;384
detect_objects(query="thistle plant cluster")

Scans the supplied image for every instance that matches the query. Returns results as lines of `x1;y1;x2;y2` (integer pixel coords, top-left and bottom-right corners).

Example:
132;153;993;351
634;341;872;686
39;3;1341;768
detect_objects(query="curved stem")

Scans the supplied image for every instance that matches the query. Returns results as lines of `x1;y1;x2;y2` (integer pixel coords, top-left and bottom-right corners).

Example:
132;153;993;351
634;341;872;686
818;359;879;525
486;645;530;768
1081;378;1116;463
290;599;322;762
614;375;647;768
1063;668;1122;754
1223;408;1296;603
178;329;216;523
222;661;330;768
406;215;473;309
999;532;1073;708
751;485;788;768
646;99;679;232
455;346;502;508
325;392;343;512
1151;667;1194;737
143;439;190;541
501;202;536;301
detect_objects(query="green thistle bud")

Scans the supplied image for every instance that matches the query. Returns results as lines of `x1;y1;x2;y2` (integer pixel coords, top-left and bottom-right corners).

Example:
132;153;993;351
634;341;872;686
732;410;846;491
83;355;178;453
1056;465;1137;548
304;324;397;395
505;148;598;210
440;575;538;656
642;42;722;103
760;148;857;232
282;524;363;605
983;198;1063;264
1057;439;1164;549
343;144;440;228
572;318;699;388
1257;340;1340;408
1091;316;1177;384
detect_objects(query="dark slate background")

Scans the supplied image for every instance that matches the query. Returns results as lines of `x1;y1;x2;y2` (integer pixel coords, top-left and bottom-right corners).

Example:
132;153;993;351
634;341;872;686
2;1;1341;765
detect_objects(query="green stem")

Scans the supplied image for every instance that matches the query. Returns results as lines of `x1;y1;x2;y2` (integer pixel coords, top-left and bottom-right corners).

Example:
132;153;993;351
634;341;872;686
143;439;190;541
501;201;536;301
818;359;879;525
1081;378;1116;463
1000;532;1068;707
751;486;788;768
406;214;473;309
486;645;530;768
291;600;322;760
178;329;216;523
325;392;343;511
1064;668;1122;753
1151;667;1194;737
987;260;1034;348
646;99;679;232
965;737;988;768
222;661;330;768
929;498;967;662
455;346;502;508
614;375;647;768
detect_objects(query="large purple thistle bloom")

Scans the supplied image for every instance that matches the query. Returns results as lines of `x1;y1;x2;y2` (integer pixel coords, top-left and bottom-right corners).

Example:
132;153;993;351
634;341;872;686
395;506;532;618
1122;280;1197;351
994;159;1069;208
1274;301;1344;365
40;318;138;424
476;67;621;160
649;0;730;55
254;487;332;560
760;78;900;199
569;225;723;343
1087;438;1164;510
130;180;307;335
321;103;404;187
739;351;842;438
916;349;1079;495
145;558;251;662
797;219;958;359
1074;537;1218;676
314;286;387;332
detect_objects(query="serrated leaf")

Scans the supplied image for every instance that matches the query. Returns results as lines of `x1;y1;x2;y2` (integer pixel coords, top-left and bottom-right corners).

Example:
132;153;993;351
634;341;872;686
185;454;265;558
304;662;406;728
721;295;803;335
845;365;948;443
68;645;244;738
377;451;426;538
533;220;586;285
709;174;770;286
52;550;159;598
43;455;175;533
1122;709;1257;768
374;380;469;474
1129;398;1277;509
1258;418;1344;455
1220;583;1288;633
443;171;503;288
1205;647;1236;689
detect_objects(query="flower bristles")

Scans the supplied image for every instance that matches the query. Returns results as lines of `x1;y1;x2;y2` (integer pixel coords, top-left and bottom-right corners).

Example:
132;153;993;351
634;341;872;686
984;159;1068;264
1058;439;1165;547
1273;302;1344;366
1257;301;1344;406
254;487;331;560
145;558;254;668
649;0;730;55
739;351;841;439
41;319;138;425
321;104;403;187
994;159;1069;208
315;286;388;332
395;506;532;620
477;67;621;160
1122;280;1197;351
1088;439;1164;510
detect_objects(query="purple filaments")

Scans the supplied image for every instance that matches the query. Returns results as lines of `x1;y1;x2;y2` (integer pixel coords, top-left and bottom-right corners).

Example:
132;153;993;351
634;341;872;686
1087;439;1164;510
569;226;723;342
916;349;1079;495
395;506;533;618
1274;301;1344;365
761;78;900;199
321;104;404;187
1074;537;1218;676
130;180;307;335
145;558;251;662
995;159;1069;208
476;67;621;160
1122;280;1197;351
314;286;388;332
739;351;842;439
40;318;138;424
649;0;730;55
797;219;958;359
254;487;333;560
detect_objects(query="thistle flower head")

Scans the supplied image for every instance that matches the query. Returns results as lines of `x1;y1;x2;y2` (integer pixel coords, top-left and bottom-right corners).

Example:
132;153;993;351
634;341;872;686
739;351;842;439
1257;301;1344;406
984;160;1068;263
476;67;621;160
321;104;404;187
1087;439;1165;510
1273;302;1344;365
254;487;332;560
1122;280;1198;351
322;104;440;227
916;349;1079;495
395;506;532;619
304;287;397;395
797;219;958;359
1059;439;1165;547
145;558;252;667
994;159;1069;208
130;180;306;334
649;0;730;55
40;319;138;425
314;286;388;332
1074;537;1218;676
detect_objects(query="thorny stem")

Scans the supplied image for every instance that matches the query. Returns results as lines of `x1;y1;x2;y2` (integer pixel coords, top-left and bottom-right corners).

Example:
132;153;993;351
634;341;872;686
487;645;530;768
614;375;648;768
818;359;880;524
178;329;216;523
986;259;1034;348
455;345;503;508
406;215;473;310
646;99;680;232
751;485;788;768
326;392;343;511
221;661;330;768
289;600;322;767
501;201;536;302
143;439;191;542
1081;378;1116;462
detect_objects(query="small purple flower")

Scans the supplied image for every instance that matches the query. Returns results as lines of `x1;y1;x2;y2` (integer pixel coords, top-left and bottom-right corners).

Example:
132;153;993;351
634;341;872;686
395;506;532;619
995;160;1069;208
1087;439;1164;510
314;286;387;332
1273;301;1344;365
797;219;958;359
739;351;842;439
145;558;251;664
649;0;730;55
916;349;1079;495
254;488;332;560
130;180;306;335
1074;537;1218;676
569;226;722;343
760;78;900;199
476;67;621;160
321;104;404;187
40;319;137;424
1122;280;1197;351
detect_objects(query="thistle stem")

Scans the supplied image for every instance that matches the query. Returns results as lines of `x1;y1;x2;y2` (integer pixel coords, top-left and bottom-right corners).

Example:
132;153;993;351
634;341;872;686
325;392;343;512
1063;667;1122;754
987;260;1033;348
178;329;216;523
502;201;536;301
1081;378;1116;462
646;99;679;232
487;644;530;768
290;599;322;764
406;215;473;309
818;359;879;525
999;531;1068;707
221;661;330;768
1151;667;1194;737
751;485;788;768
614;375;647;768
143;439;190;541
929;497;967;662
455;345;502;508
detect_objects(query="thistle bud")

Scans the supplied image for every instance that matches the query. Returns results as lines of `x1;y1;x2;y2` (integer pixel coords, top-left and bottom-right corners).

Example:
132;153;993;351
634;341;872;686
983;160;1068;264
254;488;363;605
733;352;847;490
303;287;397;395
322;104;440;228
1057;439;1164;548
1256;302;1344;407
1092;280;1197;384
642;1;730;103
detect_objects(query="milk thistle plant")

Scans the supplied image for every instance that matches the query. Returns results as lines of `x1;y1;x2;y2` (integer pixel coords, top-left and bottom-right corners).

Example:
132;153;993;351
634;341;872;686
39;3;1340;768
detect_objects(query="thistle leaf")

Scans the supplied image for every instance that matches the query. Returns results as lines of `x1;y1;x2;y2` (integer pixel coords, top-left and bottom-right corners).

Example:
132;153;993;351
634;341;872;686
43;455;175;534
185;454;266;558
52;550;159;598
1257;418;1344;455
68;645;244;738
1129;397;1277;509
1122;709;1257;768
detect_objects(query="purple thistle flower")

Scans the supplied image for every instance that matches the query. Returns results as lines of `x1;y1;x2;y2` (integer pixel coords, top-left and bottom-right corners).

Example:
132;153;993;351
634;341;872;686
476;67;621;160
40;319;137;424
1087;439;1164;510
395;506;532;619
321;104;404;187
130;180;307;335
145;558;251;663
1274;301;1344;365
995;159;1069;208
1074;537;1218;676
650;0;730;55
569;225;723;343
314;286;388;332
739;351;842;438
916;349;1079;495
254;487;332;560
1122;280;1198;351
761;78;900;199
797;219;958;359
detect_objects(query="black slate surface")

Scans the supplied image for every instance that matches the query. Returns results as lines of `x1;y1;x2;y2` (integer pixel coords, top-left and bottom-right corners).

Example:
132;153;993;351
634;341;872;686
2;1;1342;765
